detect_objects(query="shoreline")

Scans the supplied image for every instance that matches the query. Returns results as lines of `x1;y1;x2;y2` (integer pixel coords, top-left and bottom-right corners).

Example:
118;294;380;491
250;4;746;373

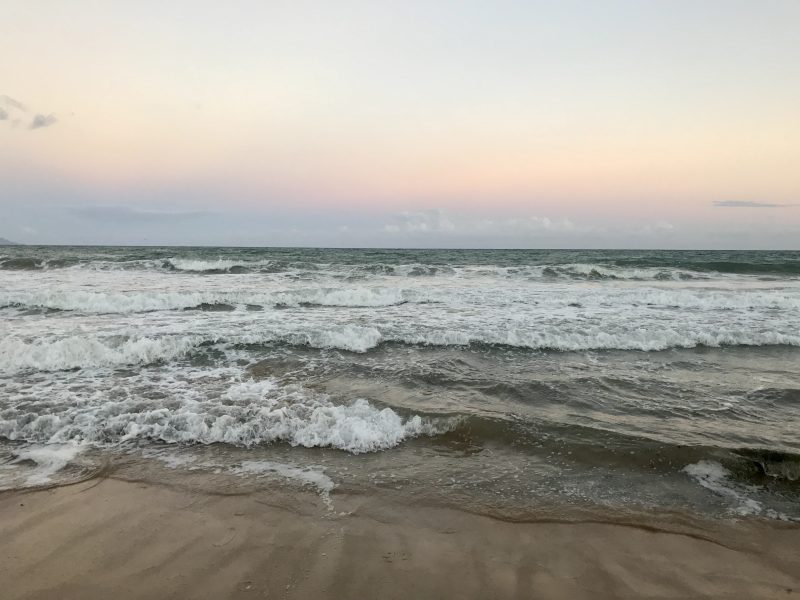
2;474;798;599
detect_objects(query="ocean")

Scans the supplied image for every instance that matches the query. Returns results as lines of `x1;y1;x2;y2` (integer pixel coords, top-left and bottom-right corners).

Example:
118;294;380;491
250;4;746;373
1;246;798;520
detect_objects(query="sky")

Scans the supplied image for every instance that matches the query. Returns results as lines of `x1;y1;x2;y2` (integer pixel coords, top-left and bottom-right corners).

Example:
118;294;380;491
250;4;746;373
1;0;799;248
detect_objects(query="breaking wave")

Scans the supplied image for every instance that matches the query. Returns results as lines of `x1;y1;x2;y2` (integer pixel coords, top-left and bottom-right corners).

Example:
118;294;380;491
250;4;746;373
3;286;799;315
150;260;722;281
3;324;799;375
0;334;202;374
3;254;782;281
0;287;426;314
164;258;262;273
0;378;453;454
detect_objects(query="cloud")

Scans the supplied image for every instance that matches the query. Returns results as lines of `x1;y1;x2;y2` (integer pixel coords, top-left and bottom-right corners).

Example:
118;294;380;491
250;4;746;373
713;200;794;208
384;209;456;234
1;95;26;123
29;114;58;130
503;216;590;233
0;94;26;112
383;209;600;239
2;95;61;130
639;221;675;235
64;205;212;223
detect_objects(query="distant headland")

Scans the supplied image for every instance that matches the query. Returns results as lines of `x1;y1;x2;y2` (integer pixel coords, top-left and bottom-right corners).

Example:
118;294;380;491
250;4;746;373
0;237;21;245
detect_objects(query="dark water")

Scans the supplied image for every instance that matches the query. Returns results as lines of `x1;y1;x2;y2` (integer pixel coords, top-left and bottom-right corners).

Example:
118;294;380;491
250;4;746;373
1;247;799;519
2;246;800;275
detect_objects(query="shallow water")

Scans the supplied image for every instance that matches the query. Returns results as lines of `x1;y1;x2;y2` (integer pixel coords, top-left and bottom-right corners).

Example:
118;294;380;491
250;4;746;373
1;247;798;519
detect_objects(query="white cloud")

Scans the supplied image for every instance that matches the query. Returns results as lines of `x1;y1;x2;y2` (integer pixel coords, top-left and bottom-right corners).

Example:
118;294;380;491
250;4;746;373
503;216;594;233
639;221;675;235
713;200;795;208
383;210;598;238
384;209;457;234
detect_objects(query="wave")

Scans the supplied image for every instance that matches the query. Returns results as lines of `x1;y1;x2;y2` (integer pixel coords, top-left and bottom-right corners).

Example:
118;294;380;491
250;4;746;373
155;260;718;281
0;334;202;374
580;289;800;311
0;378;454;454
163;258;330;274
0;257;79;270
3;248;799;279
0;326;386;374
386;328;800;353
733;448;800;482
537;264;701;281
700;261;800;276
231;460;336;507
4;284;800;316
109;257;800;280
612;258;800;277
682;461;792;519
0;287;425;314
164;258;260;273
3;324;799;375
443;414;800;482
0;444;89;490
5;254;783;281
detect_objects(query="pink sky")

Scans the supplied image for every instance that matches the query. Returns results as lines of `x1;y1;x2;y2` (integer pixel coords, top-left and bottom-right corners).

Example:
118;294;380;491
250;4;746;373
2;1;799;247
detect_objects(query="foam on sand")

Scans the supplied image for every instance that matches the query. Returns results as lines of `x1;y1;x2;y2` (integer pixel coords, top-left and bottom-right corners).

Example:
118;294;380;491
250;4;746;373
0;444;84;489
233;460;336;508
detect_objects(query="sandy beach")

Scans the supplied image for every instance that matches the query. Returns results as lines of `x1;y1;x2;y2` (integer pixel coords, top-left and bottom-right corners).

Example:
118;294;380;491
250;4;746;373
2;471;798;600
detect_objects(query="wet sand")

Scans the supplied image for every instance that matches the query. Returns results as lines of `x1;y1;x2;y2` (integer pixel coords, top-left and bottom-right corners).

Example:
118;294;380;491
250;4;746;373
1;475;799;600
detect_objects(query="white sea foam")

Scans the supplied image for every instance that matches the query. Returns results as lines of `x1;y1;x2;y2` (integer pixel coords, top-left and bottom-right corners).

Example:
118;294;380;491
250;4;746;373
3;319;800;376
163;258;309;273
161;259;715;281
0;286;423;314
298;325;383;353
0;326;386;374
3;268;800;318
0;334;201;374
3;252;800;374
589;288;800;311
140;448;200;470
7;256;723;282
2;248;798;522
133;447;337;508
166;258;247;272
233;460;336;508
2;444;84;488
540;263;698;281
0;374;451;453
1;289;218;313
682;461;786;518
272;287;414;308
399;327;800;352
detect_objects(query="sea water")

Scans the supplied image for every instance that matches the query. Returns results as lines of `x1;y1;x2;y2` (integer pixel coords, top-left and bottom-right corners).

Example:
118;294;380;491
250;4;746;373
1;247;798;519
